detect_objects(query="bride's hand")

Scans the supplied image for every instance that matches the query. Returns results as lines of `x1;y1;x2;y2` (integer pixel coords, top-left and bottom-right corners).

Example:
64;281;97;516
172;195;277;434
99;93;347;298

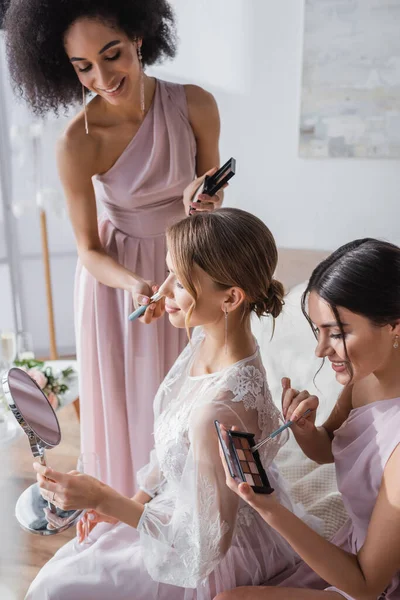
217;425;279;514
34;463;104;512
77;510;119;543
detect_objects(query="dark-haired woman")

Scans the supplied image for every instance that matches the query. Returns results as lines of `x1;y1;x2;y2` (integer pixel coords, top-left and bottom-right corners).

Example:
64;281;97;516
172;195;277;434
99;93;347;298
216;238;400;600
4;0;222;496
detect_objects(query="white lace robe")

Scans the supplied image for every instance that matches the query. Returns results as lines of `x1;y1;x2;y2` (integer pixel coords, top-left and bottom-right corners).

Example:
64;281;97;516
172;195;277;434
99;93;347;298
26;328;303;600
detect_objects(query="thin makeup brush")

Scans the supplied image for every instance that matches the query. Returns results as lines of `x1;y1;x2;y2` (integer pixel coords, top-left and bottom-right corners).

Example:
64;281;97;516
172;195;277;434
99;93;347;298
128;291;163;321
251;408;312;453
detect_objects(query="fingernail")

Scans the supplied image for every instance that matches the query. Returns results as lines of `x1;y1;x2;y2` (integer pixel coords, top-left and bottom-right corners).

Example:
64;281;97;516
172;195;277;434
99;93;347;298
88;513;95;521
141;296;149;304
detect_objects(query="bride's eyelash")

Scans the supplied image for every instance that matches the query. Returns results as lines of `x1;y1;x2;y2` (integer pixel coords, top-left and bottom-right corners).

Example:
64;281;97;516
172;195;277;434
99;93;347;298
166;269;184;289
78;51;121;73
330;333;346;340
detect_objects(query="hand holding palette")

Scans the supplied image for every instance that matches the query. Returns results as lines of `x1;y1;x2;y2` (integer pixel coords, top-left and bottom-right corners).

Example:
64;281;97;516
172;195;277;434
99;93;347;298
215;420;274;495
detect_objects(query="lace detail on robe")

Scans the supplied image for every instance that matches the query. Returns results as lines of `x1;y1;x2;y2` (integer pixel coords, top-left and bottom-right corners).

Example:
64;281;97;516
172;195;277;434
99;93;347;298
136;327;288;587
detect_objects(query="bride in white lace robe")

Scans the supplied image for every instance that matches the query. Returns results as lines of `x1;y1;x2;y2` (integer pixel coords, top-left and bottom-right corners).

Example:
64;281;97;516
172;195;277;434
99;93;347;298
27;208;312;600
27;328;302;600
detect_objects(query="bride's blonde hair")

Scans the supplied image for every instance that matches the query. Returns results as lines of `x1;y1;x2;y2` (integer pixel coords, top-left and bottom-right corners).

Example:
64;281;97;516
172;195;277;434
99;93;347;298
166;208;284;332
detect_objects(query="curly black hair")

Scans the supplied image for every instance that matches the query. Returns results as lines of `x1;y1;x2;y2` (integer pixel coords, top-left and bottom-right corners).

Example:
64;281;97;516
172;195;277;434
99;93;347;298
0;0;11;28
4;0;177;115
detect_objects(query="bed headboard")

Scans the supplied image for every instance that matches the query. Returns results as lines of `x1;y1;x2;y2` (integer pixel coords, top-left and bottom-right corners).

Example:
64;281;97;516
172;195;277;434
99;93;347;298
275;248;330;291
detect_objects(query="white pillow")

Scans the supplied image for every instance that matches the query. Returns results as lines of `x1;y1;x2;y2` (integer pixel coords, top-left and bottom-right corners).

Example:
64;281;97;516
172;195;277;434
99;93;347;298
252;281;342;424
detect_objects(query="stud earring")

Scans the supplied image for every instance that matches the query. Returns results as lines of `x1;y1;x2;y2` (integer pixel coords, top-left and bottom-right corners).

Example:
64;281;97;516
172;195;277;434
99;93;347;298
137;42;145;117
82;85;89;135
224;307;228;355
394;335;399;349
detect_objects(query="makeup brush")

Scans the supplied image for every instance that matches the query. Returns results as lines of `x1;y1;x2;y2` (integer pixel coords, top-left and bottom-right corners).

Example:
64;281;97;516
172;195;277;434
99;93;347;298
128;291;163;322
251;408;312;453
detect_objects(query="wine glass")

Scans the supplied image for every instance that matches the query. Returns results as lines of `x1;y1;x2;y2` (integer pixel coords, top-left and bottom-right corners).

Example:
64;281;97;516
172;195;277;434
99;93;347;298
75;452;100;546
0;331;16;367
16;331;35;361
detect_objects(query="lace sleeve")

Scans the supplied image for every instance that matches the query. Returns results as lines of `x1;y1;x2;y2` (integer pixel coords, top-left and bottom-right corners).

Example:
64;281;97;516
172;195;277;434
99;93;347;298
137;401;244;588
136;449;165;499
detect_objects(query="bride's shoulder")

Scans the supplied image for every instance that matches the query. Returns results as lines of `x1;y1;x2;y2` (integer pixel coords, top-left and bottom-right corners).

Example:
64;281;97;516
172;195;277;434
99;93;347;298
214;351;268;405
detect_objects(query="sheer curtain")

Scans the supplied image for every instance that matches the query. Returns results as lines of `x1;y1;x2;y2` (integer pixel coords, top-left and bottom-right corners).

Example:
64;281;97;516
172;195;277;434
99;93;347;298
0;30;77;356
0;31;22;336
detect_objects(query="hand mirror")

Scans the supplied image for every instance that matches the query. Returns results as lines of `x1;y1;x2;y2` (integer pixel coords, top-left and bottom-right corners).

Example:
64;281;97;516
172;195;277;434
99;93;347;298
2;367;83;535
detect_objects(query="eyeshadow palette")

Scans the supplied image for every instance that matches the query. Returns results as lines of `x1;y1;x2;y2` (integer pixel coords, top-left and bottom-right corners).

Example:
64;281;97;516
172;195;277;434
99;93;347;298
215;421;274;495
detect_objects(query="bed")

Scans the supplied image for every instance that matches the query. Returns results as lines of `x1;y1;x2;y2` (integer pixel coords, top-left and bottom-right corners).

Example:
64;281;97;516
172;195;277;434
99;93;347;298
252;248;348;540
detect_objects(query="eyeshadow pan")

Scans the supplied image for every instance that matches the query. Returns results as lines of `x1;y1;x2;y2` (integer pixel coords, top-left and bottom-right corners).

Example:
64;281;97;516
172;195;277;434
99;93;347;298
241;438;250;449
249;462;259;475
237;449;245;460
253;475;262;487
245;473;255;485
244;450;253;461
233;438;242;449
241;461;251;473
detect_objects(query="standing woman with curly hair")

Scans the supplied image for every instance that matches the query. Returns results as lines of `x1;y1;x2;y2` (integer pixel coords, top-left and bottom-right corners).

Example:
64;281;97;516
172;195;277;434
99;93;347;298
4;0;222;496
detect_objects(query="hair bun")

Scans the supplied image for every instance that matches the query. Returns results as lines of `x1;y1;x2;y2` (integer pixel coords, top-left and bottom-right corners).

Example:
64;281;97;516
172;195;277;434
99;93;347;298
268;279;285;318
251;279;285;319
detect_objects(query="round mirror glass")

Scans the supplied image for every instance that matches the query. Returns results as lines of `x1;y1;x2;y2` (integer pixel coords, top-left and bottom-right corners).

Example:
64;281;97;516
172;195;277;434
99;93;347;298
7;368;61;446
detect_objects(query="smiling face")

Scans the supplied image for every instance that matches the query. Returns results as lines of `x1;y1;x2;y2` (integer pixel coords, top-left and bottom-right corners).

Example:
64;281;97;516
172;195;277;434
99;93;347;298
64;18;141;105
308;291;400;386
158;252;237;330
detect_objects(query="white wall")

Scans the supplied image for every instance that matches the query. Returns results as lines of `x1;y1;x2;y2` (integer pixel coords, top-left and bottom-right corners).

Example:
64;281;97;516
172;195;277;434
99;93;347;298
1;0;399;356
151;0;400;250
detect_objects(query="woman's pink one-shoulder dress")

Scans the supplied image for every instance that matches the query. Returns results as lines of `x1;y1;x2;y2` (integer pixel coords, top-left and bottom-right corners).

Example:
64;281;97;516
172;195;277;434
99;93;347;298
273;397;400;599
74;79;195;496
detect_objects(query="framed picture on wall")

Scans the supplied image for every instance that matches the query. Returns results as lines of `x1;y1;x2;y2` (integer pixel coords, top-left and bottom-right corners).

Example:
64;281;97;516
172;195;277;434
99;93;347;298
299;0;400;158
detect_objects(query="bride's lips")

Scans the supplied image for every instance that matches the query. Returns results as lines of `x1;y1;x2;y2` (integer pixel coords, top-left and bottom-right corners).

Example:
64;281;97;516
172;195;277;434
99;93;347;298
165;304;180;314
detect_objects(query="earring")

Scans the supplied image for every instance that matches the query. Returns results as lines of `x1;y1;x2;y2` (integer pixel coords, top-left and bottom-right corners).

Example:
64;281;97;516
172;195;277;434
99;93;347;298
394;335;399;349
224;307;228;355
82;85;89;135
137;42;145;117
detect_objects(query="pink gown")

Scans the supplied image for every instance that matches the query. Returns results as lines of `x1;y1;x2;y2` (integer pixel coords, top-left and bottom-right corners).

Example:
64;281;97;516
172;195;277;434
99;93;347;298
75;79;195;496
273;396;400;599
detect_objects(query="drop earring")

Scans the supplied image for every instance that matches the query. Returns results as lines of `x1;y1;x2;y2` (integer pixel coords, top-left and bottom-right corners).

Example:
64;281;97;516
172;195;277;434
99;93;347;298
394;335;399;349
82;85;89;135
137;42;145;118
224;307;228;355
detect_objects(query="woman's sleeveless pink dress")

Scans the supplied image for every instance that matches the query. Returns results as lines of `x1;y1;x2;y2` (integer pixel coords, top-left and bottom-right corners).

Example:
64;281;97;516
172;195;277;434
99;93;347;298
273;397;400;599
74;79;196;496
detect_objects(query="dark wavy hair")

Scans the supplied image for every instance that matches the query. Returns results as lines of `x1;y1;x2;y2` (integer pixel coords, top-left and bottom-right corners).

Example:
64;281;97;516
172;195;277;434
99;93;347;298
302;238;400;378
4;0;176;115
